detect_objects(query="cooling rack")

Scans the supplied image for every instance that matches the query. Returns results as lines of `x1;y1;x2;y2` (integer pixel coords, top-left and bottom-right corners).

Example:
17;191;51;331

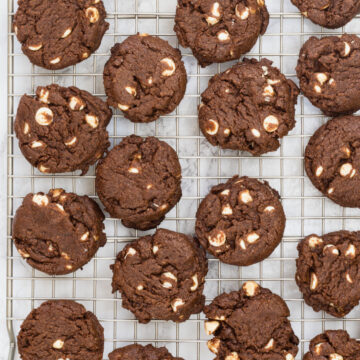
7;0;360;359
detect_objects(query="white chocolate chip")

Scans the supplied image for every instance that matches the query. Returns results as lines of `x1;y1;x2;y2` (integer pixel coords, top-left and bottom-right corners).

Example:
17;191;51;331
171;298;184;312
308;236;323;248
61;28;72;38
239;189;253;204
161;58;176;77
251;128;261;138
128;167;139;174
65;136;77;146
224;128;231;136
32;194;49;206
264;206;275;212
310;272;318;290
163;272;177;281
66;264;73;270
346;273;353;283
225;352;239;360
207;338;220;354
222;204;233;215
18;249;30;258
314;343;323;355
236;5;249;20
147;77;153;85
86;7;99;23
52;339;64;349
205;320;220;335
330;354;344;360
345;244;356;258
242;281;259;297
190;274;198;291
328;187;334;194
69;96;85;111
262;66;268;76
247;232;259;244
50;57;61;65
324;244;339;255
80;232;89;241
316;166;323;177
263;84;274;97
39;88;50;104
85;114;99;128
125;86;137;97
153;245;159;254
38;164;50;173
146;184;153;190
35;107;53;126
264;338;274;350
206;16;219;25
206;119;219;135
267;79;281;85
239;239;246;250
329;78;335;85
137;284;144;290
125;247;136;259
61;252;70;260
118;104;130;111
263;115;279;133
82;52;89;59
221;189;230;196
217;30;230;42
316;73;328;85
139;33;149;37
28;43;42;51
285;354;294;360
211;2;221;17
208;230;226;247
30;140;45;149
24;122;30;135
343;42;351;57
340;163;353;177
314;85;322;94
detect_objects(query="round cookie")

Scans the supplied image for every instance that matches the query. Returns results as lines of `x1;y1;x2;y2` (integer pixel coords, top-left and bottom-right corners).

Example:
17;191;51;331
13;189;106;275
109;344;184;360
95;135;182;230
296;34;360;116
199;58;299;155
204;281;299;360
195;176;285;266
18;300;104;360
174;0;269;67
13;0;109;70
15;84;112;175
291;0;360;29
111;228;208;323
296;231;360;318
305;115;360;208
304;330;360;360
103;34;187;123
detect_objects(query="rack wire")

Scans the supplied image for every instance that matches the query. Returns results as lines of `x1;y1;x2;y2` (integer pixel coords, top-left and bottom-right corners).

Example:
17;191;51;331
7;0;360;359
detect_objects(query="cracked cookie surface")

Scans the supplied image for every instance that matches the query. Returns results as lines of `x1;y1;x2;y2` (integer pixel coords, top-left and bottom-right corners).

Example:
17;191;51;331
95;135;182;230
13;189;106;275
174;0;269;67
103;34;187;123
305;115;360;208
13;0;109;70
296;34;360;116
15;84;112;175
204;282;299;360
195;176;285;266
18;300;104;360
296;231;360;318
199;58;299;155
292;0;360;29
111;228;208;323
109;344;184;360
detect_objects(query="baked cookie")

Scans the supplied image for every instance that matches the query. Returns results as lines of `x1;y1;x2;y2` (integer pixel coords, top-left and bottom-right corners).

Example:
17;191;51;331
292;0;360;29
15;84;112;175
111;228;208;323
13;189;106;275
296;34;360;116
96;135;182;230
204;281;299;360
296;231;360;318
199;58;299;155
18;300;104;360
304;330;360;360
109;344;183;360
103;34;187;123
305;115;360;208
195;176;285;266
174;0;269;67
13;0;108;70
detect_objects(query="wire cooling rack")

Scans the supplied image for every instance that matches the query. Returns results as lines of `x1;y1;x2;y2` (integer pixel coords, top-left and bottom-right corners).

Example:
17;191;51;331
6;0;360;359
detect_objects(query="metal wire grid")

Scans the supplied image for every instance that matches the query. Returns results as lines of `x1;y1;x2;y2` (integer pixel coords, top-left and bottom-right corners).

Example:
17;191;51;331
6;0;360;359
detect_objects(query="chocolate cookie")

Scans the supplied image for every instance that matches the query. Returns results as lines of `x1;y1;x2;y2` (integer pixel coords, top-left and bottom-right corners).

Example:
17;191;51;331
292;0;360;29
13;0;109;70
195;176;285;266
199;58;299;155
15;84;112;175
13;189;106;275
111;228;208;323
109;344;184;360
296;231;360;318
204;281;299;360
96;135;182;230
18;300;104;360
296;34;360;116
103;34;187;123
305;115;360;208
174;0;269;67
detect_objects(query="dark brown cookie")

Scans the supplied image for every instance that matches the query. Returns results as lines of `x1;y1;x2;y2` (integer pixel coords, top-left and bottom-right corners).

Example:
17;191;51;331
305;115;360;208
296;34;360;116
95;135;182;230
13;189;106;275
296;231;360;318
109;344;184;360
292;0;360;29
103;34;187;123
204;281;299;360
18;300;104;360
111;228;208;324
304;330;360;360
13;0;109;70
199;58;299;155
15;84;112;175
195;176;285;266
174;0;269;67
